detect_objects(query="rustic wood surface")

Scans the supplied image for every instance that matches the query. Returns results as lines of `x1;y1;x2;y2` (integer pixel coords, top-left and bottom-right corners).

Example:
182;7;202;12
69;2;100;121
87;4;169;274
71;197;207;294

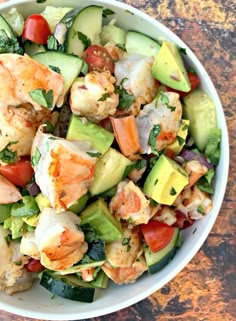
0;0;235;320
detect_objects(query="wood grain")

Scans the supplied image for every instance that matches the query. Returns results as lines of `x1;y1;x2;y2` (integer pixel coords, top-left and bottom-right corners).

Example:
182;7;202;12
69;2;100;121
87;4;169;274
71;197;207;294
0;0;235;320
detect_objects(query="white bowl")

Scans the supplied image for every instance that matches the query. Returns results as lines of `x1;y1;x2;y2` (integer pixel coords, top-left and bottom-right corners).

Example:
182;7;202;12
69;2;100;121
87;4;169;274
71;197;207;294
0;0;229;320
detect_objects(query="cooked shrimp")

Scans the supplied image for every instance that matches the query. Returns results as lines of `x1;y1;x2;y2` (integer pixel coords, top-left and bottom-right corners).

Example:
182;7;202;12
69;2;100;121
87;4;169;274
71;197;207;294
152;206;177;226
105;224;143;268
34;208;88;271
31;126;96;212
174;185;213;220
102;256;147;285
0;53;64;110
20;231;40;260
0;226;33;294
0;103;57;157
80;268;96;282
114;54;158;116
128;154;147;183
109;180;151;225
70;71;119;123
136;92;182;153
0;175;22;204
183;160;208;188
104;42;126;61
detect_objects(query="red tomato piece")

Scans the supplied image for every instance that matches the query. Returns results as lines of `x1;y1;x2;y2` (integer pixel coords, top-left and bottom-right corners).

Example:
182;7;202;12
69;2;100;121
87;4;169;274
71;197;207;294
0;159;34;188
82;45;115;73
166;71;200;97
22;14;51;44
141;220;175;253
24;258;45;273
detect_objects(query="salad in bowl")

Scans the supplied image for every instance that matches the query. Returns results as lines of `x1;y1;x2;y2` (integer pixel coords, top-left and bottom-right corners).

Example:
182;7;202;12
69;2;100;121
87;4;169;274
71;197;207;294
0;0;229;320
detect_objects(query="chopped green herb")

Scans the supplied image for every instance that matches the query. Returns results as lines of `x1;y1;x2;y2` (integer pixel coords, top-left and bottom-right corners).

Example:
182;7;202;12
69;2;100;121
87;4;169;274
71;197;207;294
0;29;23;54
47;35;58;50
29;88;54;108
115;79;135;110
170;187;177;196
204;169;215;185
49;65;61;74
122;238;131;246
0;141;18;164
158;91;176;111
148;124;161;155
127;244;131;252
87;152;102;158
182;124;189;131
197;205;205;215
188;66;197;75
179;47;187;55
14;261;22;266
102;8;115;18
36;0;47;3
31;147;41;166
177;136;185;146
192;227;197;234
125;10;134;15
154;179;158;185
116;43;127;52
205;128;221;165
77;31;91;49
98;93;110;101
44;121;54;133
122;163;135;179
150;199;158;207
11;196;40;218
4;234;12;246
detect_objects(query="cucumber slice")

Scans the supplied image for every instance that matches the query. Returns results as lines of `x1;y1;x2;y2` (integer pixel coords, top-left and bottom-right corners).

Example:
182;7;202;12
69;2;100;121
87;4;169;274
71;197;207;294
144;228;179;274
40;271;95;302
2;8;24;36
0;14;17;38
24;41;46;56
183;89;217;151
100;23;126;46
65;5;103;56
32;51;83;105
41;6;73;32
55;260;105;275
90;270;109;288
125;31;161;57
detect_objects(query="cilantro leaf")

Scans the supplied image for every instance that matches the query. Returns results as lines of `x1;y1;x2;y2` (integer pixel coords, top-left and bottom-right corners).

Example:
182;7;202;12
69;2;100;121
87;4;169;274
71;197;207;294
170;187;177;195
77;31;91;49
36;0;47;3
158;91;176;112
29;88;54;108
148;124;161;155
0;30;23;54
31;147;41;166
87;151;102;158
98;93;110;101
47;35;58;50
0;141;18;164
115;79;135;110
179;47;187;55
103;8;115;18
49;65;61;74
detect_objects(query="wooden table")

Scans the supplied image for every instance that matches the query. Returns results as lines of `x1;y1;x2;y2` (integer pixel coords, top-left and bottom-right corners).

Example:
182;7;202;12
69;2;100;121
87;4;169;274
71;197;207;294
0;0;235;320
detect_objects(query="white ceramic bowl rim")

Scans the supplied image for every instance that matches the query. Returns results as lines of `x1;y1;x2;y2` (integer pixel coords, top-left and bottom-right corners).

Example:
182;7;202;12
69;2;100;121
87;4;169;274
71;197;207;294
0;0;229;320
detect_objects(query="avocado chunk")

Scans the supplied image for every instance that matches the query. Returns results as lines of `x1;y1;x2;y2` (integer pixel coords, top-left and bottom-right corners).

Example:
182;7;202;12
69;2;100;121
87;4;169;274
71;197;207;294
68;193;89;214
67;115;114;155
35;193;51;212
151;41;190;92
167;119;190;154
143;155;188;205
80;199;123;242
4;216;25;239
0;203;12;223
183;89;217;151
89;148;133;196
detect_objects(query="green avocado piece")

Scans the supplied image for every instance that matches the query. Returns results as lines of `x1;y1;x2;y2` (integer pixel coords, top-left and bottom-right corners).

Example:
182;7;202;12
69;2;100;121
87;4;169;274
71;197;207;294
89;148;133;196
151;41;190;92
80;199;123;242
66;115;114;155
68;193;89;214
183;89;217;151
3;216;25;239
0;203;12;223
143;155;188;205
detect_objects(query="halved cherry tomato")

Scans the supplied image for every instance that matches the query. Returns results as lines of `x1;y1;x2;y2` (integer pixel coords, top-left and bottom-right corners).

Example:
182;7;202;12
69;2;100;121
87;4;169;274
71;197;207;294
0;159;34;188
141;220;175;252
164;148;175;159
82;45;115;73
24;258;45;273
22;14;51;44
166;71;200;97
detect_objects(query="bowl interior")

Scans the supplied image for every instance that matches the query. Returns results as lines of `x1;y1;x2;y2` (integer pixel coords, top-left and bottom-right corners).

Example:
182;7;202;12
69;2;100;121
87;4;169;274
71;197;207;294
0;0;229;320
